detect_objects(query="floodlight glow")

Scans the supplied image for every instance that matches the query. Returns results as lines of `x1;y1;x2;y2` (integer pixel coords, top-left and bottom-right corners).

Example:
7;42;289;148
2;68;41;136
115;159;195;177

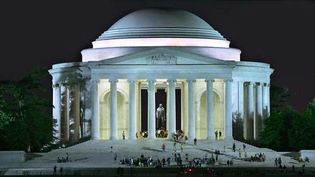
92;38;230;48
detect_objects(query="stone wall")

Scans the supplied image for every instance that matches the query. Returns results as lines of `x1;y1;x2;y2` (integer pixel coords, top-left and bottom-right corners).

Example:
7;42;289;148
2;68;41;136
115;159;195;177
0;151;25;162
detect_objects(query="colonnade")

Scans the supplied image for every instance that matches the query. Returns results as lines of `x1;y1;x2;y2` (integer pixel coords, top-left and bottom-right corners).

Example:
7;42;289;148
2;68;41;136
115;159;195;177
240;82;270;140
52;83;81;143
89;78;233;140
52;79;270;142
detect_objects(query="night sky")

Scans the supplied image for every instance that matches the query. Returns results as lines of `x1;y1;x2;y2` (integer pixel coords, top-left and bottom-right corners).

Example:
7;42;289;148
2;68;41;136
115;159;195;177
0;1;314;111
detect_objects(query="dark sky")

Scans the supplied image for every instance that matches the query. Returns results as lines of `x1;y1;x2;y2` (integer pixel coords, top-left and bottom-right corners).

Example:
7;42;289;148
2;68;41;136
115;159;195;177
0;1;314;111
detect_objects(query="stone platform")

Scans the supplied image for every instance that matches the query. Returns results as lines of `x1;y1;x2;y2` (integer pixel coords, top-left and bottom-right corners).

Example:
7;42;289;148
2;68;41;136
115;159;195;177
0;139;313;175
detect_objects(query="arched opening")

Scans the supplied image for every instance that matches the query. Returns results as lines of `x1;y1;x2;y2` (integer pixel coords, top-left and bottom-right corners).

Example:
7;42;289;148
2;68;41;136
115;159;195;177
196;91;222;139
100;90;128;139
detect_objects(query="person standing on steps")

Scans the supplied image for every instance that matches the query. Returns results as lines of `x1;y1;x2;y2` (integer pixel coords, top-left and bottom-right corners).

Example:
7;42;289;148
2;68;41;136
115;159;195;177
122;131;125;140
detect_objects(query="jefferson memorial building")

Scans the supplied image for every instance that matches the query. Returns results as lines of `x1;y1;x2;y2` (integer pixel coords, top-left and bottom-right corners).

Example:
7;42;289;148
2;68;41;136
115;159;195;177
49;8;273;142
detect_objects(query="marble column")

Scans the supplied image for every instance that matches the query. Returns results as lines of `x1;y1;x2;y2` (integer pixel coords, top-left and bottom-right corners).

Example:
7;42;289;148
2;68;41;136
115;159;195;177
148;80;156;139
238;81;244;118
262;83;268;128
225;79;233;139
52;83;61;141
254;83;263;140
206;79;215;140
128;80;136;140
188;80;195;140
237;82;246;140
61;85;70;142
110;79;118;140
247;82;254;140
91;80;100;140
73;84;81;141
168;79;176;139
266;84;270;117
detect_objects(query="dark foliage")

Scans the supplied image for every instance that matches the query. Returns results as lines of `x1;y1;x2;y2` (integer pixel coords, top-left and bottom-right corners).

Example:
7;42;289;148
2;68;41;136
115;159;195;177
232;112;244;141
0;68;54;151
270;85;290;113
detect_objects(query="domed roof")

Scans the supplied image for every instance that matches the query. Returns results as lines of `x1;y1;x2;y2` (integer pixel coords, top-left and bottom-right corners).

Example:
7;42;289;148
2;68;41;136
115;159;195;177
96;8;226;41
110;8;213;30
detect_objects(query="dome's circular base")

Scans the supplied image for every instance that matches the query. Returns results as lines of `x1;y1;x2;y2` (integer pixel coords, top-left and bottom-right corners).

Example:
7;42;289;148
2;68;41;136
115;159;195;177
92;38;230;48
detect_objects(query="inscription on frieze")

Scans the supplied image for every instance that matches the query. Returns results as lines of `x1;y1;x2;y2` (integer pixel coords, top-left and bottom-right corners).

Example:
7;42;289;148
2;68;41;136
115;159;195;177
146;53;177;64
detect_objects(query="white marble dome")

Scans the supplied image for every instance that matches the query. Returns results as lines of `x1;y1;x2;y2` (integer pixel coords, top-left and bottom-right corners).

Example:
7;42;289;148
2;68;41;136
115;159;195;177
96;8;226;41
83;8;240;62
91;8;230;49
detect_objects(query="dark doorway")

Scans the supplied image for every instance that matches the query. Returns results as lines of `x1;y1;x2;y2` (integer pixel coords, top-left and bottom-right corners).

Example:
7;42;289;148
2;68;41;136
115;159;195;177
141;88;181;133
176;89;181;131
155;89;167;130
141;89;147;132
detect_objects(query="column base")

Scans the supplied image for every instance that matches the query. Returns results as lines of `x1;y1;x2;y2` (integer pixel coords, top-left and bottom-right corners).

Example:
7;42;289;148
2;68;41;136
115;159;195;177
148;135;156;140
207;136;216;140
110;136;117;140
224;136;234;141
91;136;100;140
129;136;136;140
188;136;195;141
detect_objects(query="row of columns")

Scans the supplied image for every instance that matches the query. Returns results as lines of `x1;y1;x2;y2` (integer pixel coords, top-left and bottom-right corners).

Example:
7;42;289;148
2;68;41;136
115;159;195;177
53;79;269;142
90;78;233;140
52;83;81;143
243;82;270;140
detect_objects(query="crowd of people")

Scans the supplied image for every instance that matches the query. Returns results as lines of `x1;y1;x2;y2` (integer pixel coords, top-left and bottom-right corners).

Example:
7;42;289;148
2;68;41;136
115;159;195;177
248;153;266;162
274;157;282;167
57;153;71;163
119;154;172;168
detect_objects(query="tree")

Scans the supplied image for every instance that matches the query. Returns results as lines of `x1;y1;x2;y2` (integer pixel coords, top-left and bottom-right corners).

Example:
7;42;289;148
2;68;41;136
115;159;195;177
270;85;290;113
232;112;244;141
299;98;315;149
259;106;300;151
259;103;315;151
0;68;54;151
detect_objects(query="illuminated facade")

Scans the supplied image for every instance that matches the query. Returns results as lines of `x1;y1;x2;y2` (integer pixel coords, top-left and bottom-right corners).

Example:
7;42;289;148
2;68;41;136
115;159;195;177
49;8;273;142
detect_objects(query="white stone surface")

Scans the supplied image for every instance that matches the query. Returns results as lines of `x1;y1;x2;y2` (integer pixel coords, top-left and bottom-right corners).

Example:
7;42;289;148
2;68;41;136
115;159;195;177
52;85;61;140
148;80;156;139
300;150;315;161
206;80;215;140
2;140;314;176
0;151;25;163
110;80;118;140
91;80;100;140
167;79;176;138
188;80;195;139
128;80;136;140
225;80;232;139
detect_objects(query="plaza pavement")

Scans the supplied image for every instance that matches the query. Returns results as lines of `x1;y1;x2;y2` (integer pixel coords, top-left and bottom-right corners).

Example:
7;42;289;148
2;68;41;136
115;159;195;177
1;139;314;175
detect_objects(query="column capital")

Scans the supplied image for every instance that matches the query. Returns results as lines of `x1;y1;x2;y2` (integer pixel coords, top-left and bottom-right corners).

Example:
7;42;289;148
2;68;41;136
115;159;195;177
224;79;233;83
187;79;196;83
109;79;118;83
127;79;136;84
52;83;60;88
147;79;156;84
91;79;100;84
256;82;263;87
205;79;215;83
167;79;177;83
246;81;254;86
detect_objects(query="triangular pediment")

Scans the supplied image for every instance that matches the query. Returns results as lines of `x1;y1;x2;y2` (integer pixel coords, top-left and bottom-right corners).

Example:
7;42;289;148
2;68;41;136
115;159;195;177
97;48;231;65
